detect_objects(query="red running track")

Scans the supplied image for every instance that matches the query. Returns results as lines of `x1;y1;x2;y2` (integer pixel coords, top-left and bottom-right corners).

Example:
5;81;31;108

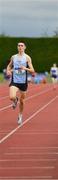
0;82;58;180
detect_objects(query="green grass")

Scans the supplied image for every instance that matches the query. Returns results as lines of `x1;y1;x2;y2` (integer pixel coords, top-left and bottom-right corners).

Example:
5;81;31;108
0;73;5;83
46;74;52;83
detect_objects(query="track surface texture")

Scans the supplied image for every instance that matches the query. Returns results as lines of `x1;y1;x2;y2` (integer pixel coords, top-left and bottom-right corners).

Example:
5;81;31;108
0;82;58;180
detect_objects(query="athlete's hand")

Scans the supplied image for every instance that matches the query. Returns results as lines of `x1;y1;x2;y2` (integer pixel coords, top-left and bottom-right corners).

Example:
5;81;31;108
20;66;26;70
32;71;36;77
6;70;12;76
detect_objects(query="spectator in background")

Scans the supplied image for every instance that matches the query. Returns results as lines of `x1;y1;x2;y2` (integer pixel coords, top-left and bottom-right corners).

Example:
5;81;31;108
50;63;58;89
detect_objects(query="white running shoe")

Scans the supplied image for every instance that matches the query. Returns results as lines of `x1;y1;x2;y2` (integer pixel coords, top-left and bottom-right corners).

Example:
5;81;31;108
12;97;18;109
18;114;23;125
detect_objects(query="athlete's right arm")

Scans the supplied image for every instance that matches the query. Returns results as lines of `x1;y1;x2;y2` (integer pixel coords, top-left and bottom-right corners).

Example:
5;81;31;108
7;57;13;76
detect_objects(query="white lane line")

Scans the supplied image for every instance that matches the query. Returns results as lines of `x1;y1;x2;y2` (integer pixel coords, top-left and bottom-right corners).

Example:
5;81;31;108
10;146;58;149
13;130;58;132
0;129;58;132
0;130;58;133
0;87;52;112
4;132;58;136
0;95;58;144
3;132;58;135
0;176;52;179
0;84;50;100
0;179;56;180
0;179;53;180
0;95;9;100
25;87;52;101
0;104;12;112
0;85;38;100
0;88;34;101
0;166;54;169
0;159;56;162
5;152;58;155
1;132;58;135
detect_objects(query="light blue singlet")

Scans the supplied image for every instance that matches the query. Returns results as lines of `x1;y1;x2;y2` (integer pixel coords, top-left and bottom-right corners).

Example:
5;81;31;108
12;53;27;84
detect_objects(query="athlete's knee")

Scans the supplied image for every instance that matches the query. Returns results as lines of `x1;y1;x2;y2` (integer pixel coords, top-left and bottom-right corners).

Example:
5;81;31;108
20;97;25;105
10;95;16;101
20;93;26;105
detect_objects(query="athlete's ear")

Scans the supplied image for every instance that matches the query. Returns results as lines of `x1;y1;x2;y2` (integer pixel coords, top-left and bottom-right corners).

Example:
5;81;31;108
24;44;26;50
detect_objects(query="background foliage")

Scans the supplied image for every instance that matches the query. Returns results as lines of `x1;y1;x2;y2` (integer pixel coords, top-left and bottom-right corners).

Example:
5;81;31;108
0;37;58;72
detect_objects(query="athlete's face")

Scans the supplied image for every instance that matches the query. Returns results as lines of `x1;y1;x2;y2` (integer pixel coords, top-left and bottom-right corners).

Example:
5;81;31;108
18;43;26;53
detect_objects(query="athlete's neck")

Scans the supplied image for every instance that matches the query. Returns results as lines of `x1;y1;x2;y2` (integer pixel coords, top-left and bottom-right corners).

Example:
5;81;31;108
18;51;24;56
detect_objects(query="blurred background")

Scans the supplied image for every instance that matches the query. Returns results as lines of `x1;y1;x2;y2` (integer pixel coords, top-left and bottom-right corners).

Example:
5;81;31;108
0;0;58;82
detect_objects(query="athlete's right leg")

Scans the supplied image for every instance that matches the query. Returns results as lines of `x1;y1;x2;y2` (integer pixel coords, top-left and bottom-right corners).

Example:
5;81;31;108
9;86;18;100
52;78;57;90
9;86;19;109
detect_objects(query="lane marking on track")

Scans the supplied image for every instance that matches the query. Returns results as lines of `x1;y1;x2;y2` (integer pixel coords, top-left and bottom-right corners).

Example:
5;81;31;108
0;132;58;135
0;88;35;100
1;132;58;135
0;85;38;99
0;179;57;180
10;146;58;149
0;159;56;162
0;95;58;144
0;176;53;179
0;88;34;101
0;84;51;100
0;130;58;134
5;152;58;155
0;166;54;170
0;95;9;100
1;132;58;136
0;85;43;100
0;87;54;112
0;129;58;134
0;104;12;112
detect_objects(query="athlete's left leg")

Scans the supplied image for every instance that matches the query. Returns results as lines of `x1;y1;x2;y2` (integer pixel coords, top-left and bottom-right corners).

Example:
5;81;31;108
19;91;26;113
52;77;58;90
18;91;26;124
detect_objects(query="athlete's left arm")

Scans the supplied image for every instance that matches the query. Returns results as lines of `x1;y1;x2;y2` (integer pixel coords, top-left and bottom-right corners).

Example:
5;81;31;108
27;55;35;73
21;55;35;74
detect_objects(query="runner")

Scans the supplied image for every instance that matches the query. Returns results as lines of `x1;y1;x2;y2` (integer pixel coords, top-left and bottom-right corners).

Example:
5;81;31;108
7;42;35;124
50;63;58;89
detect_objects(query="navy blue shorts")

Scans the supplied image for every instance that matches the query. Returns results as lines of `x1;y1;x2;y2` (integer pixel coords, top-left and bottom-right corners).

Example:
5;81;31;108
9;82;28;91
51;75;57;79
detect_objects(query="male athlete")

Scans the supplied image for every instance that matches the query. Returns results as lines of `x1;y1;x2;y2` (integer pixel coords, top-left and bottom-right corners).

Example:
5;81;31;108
7;42;35;124
50;63;58;89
